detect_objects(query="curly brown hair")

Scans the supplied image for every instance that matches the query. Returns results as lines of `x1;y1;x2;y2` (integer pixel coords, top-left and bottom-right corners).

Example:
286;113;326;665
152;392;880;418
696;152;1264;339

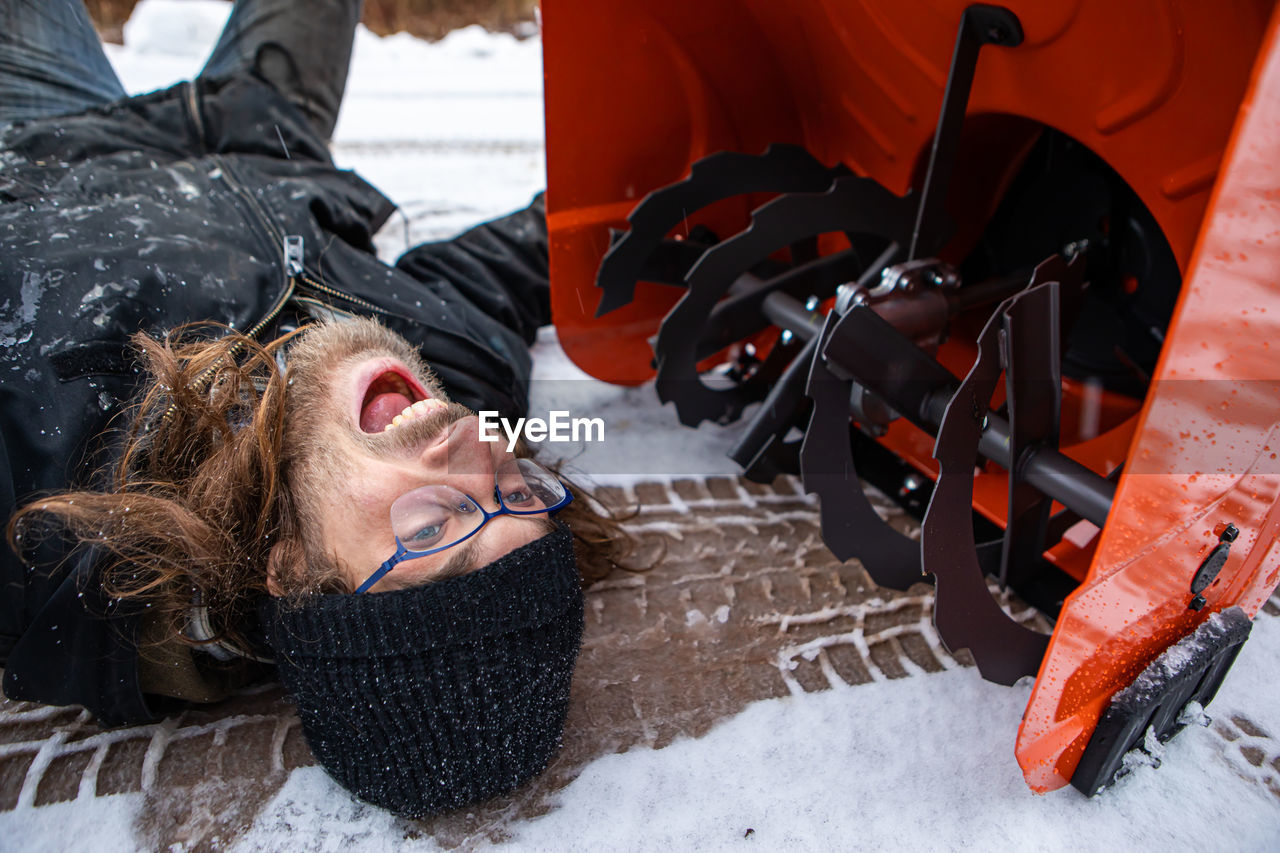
7;323;634;655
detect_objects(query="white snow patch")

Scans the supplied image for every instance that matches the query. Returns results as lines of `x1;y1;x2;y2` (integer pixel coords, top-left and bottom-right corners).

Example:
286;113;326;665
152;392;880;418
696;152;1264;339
684;609;708;628
80;281;127;305
120;0;231;58
230;767;417;853
529;326;756;482
504;638;1280;852
0;791;143;853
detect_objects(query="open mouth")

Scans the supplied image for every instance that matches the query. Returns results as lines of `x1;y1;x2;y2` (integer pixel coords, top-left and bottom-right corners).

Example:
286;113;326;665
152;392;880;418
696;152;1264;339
359;368;432;433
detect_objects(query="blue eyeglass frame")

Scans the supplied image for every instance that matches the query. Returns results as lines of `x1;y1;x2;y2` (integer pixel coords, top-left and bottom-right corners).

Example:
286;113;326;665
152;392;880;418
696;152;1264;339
354;470;573;594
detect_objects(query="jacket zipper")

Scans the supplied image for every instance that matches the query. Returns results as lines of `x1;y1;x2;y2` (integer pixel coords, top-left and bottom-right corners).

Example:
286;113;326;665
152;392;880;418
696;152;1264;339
157;151;298;417
216;156;387;317
294;270;384;314
162;158;386;412
156;270;294;426
189;84;382;324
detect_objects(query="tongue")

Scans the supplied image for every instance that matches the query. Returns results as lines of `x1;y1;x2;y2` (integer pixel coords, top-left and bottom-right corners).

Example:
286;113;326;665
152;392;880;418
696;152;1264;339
361;392;413;433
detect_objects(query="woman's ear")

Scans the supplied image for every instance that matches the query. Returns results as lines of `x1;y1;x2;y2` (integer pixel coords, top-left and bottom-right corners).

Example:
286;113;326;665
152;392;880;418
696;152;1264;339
265;536;346;595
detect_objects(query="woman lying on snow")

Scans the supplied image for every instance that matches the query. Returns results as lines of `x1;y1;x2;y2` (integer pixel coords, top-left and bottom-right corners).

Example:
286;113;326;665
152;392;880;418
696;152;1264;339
0;0;629;818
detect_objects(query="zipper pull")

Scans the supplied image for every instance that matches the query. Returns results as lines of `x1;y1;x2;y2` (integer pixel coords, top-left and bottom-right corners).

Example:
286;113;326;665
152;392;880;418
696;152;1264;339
284;234;304;278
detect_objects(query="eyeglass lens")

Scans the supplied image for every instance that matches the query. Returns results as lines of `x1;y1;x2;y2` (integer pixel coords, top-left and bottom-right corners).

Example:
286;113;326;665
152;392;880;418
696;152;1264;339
497;458;566;512
389;459;565;552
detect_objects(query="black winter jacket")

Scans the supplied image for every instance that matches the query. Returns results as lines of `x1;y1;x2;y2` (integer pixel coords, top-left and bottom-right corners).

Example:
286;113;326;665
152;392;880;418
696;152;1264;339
0;73;550;725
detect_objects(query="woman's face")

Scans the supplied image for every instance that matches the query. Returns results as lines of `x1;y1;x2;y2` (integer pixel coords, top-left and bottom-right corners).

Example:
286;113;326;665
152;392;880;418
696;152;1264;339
278;318;551;593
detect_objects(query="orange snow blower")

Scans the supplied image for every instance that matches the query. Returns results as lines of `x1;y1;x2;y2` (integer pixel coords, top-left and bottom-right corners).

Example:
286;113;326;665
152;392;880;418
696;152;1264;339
542;0;1280;794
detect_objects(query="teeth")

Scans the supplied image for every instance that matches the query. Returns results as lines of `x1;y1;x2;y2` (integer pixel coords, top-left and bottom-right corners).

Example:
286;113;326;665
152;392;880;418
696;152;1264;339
382;397;446;432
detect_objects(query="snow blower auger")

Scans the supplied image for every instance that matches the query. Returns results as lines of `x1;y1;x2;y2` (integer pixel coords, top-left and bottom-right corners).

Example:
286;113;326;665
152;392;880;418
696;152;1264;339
542;0;1280;795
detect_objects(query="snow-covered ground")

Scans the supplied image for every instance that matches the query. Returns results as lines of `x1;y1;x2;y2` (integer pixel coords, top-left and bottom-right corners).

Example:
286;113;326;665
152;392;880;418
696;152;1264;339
5;2;1279;850
239;619;1280;852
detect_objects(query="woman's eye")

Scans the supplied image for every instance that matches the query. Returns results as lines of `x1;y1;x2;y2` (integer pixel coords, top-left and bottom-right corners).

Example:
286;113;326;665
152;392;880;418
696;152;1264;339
407;523;445;546
502;488;535;507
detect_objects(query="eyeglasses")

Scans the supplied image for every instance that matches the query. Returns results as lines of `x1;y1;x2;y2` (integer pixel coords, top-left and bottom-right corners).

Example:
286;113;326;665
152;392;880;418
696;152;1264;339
354;458;573;594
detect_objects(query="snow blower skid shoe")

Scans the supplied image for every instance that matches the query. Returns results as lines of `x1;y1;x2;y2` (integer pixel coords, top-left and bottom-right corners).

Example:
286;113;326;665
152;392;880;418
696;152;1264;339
1070;607;1253;796
543;0;1280;795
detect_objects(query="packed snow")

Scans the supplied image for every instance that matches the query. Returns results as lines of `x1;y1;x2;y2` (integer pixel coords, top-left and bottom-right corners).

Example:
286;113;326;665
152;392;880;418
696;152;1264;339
3;2;1278;850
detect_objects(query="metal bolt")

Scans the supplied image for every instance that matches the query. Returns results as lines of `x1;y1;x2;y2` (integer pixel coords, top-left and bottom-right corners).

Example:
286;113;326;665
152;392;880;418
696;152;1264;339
780;329;794;346
1189;594;1207;611
834;283;860;315
804;295;820;312
1062;239;1090;261
1221;524;1239;543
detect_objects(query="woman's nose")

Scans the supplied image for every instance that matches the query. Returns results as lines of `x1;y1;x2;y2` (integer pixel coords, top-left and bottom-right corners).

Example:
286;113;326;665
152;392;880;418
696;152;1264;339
419;415;502;510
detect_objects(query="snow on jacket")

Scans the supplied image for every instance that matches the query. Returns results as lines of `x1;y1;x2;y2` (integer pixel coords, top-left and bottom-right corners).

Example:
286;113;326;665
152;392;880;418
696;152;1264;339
0;71;550;725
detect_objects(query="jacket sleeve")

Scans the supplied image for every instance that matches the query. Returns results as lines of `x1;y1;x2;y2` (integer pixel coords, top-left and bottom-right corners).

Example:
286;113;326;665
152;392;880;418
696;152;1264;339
394;192;550;346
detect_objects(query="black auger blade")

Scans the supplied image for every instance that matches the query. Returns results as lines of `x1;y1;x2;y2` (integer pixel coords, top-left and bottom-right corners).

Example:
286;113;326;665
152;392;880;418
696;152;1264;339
801;312;926;591
652;175;915;427
922;283;1053;685
920;255;1081;685
595;145;848;317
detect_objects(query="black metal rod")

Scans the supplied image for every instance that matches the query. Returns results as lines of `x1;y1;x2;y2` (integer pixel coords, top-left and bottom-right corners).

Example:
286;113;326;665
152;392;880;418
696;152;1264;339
761;291;824;340
765;290;1115;526
908;5;1024;259
1020;449;1114;529
727;334;819;470
763;268;1032;343
959;398;1113;528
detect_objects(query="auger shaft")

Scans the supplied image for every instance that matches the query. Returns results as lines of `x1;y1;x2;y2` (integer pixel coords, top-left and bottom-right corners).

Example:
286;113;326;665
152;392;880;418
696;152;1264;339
761;289;1115;528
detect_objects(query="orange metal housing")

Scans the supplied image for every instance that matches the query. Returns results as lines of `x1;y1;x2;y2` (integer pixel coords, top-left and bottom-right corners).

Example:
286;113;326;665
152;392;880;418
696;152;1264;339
542;0;1280;792
1016;6;1280;791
